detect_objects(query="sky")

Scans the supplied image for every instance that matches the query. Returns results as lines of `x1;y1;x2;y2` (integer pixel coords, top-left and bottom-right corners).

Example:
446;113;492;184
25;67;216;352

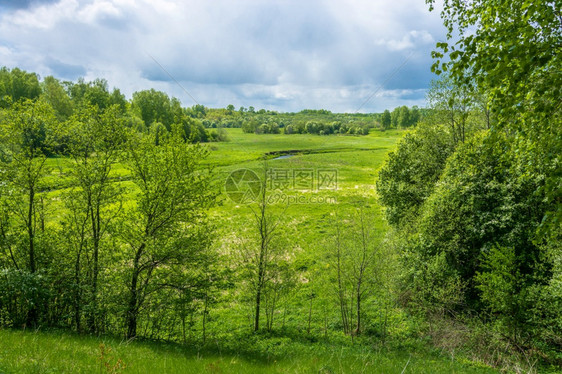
0;0;446;113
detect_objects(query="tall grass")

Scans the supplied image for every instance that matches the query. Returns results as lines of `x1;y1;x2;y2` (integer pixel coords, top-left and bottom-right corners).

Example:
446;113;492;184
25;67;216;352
0;328;498;373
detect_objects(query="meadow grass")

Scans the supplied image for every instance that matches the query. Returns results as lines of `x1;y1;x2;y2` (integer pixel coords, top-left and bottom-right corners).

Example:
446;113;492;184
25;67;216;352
2;129;502;373
0;328;498;373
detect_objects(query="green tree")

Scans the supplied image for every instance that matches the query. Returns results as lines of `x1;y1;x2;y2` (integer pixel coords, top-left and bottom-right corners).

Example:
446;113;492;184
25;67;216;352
409;106;420;126
0;67;41;104
63;104;127;332
426;74;476;144
131;89;175;129
390;107;400;128
416;133;550;309
41;76;73;120
0;99;57;326
397;106;410;128
381;109;391;130
122;127;216;338
377;122;455;226
428;0;562;238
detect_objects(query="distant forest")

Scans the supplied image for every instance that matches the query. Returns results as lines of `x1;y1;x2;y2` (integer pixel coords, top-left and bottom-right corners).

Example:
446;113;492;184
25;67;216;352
0;66;423;141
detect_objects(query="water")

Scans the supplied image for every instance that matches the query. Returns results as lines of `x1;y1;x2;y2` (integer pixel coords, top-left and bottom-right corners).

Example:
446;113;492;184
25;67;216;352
272;154;293;160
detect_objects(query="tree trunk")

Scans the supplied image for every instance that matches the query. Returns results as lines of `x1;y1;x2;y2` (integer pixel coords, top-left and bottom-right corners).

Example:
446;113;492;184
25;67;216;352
88;203;100;333
356;280;361;335
202;294;208;344
254;235;266;332
26;185;38;327
126;244;144;339
74;248;82;332
254;282;262;332
27;186;35;273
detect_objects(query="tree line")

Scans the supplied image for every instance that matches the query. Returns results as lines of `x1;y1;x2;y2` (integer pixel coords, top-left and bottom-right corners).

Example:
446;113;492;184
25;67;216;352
0;67;225;144
0;69;398;344
377;0;561;367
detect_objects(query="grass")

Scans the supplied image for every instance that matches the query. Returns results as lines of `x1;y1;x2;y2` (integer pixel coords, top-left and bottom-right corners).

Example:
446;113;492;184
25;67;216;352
206;128;403;247
0;328;498;373
2;129;502;372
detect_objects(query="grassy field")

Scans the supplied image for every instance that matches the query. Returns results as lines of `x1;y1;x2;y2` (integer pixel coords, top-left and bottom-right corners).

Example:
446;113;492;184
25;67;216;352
208;128;402;243
0;329;497;373
2;129;500;373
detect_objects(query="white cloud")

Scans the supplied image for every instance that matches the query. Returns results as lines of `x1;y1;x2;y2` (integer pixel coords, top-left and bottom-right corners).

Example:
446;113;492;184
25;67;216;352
0;0;445;112
376;30;435;51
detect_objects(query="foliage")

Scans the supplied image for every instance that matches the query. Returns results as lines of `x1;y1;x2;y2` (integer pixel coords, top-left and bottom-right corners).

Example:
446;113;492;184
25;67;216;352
427;0;562;239
0;269;49;328
0;67;41;105
121;127;218;338
376;122;455;226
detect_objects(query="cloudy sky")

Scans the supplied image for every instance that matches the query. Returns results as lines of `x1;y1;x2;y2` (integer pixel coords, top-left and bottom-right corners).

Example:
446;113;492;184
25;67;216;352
0;0;446;112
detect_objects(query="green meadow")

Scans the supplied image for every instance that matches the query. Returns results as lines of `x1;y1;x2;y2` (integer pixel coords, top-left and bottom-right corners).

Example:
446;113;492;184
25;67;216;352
0;129;500;373
0;328;498;374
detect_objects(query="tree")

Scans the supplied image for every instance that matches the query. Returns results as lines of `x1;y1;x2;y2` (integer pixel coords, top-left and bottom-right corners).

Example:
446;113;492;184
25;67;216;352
109;88;127;113
41;76;73;120
63;104;127;332
326;208;385;335
233;163;291;332
68;78;112;110
397;106;410;128
249;166;285;332
0;67;41;104
381;109;391;130
0;99;57;326
409;106;420;126
131;89;176;130
415;132;550;310
377;122;455;226
428;0;562;238
390;107;400;128
121;127;216;338
426;74;476;144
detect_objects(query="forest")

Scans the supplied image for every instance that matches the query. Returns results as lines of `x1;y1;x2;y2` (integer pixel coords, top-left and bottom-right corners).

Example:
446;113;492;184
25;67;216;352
0;0;560;373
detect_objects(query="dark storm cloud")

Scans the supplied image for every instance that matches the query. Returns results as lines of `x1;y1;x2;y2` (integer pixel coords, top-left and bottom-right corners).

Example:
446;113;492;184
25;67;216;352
0;0;59;10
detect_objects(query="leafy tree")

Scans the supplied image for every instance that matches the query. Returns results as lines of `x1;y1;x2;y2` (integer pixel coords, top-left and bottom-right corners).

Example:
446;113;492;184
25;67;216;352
0;67;41;104
41;76;73;120
68;78;113;110
190;104;206;118
381;109;391;130
0;99;57;326
397;106;410;128
409;106;420;126
475;245;525;334
109;88;127;113
377;122;455;226
121;127;216;338
63;105;127;332
390;107;400;128
416;133;550;310
131;89;175;129
426;74;477;144
427;0;562;238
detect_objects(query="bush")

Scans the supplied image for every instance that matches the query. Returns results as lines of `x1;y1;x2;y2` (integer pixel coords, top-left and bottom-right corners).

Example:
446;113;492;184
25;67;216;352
0;269;50;327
